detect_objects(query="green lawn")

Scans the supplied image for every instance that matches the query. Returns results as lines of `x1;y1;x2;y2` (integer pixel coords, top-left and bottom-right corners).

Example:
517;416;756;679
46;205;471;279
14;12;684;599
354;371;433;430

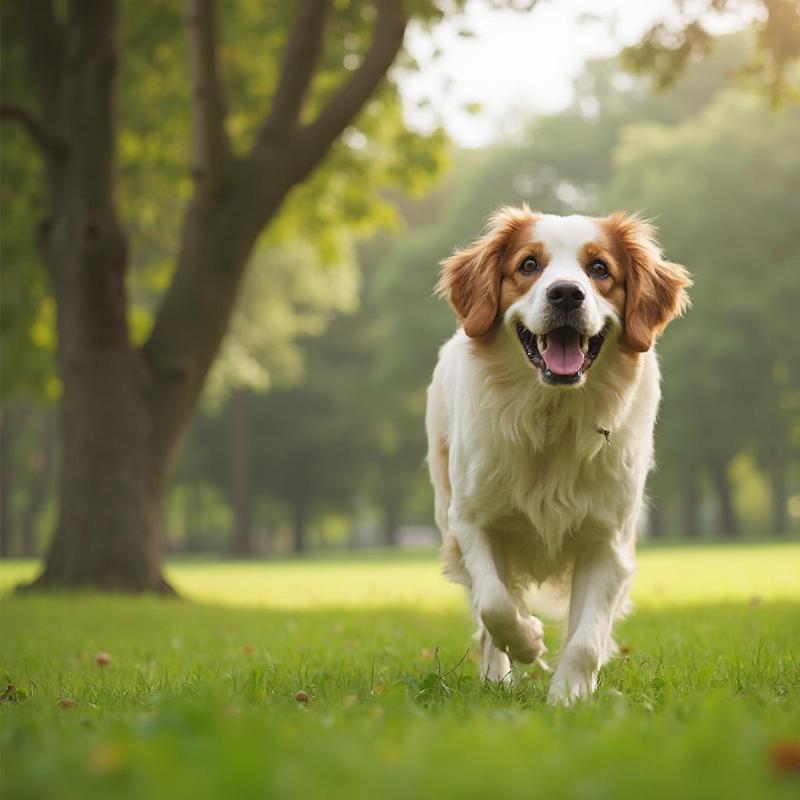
2;544;799;800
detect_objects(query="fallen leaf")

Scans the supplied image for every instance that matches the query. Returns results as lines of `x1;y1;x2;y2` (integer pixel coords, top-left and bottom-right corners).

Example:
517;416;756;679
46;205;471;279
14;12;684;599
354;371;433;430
58;698;78;709
619;644;631;655
94;651;112;667
294;690;310;703
241;644;255;655
770;740;800;773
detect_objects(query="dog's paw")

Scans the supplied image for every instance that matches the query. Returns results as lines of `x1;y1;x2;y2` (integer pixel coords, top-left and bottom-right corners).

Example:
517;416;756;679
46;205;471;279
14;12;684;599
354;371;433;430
547;668;597;706
480;599;546;665
507;613;546;663
546;642;600;706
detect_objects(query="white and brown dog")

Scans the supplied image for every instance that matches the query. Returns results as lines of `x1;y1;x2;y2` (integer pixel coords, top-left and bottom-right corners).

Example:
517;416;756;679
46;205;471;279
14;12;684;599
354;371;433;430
426;207;690;704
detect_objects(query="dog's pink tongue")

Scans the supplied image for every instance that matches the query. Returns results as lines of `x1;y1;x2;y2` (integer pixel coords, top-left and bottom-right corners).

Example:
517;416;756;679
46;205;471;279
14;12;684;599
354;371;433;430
542;328;584;375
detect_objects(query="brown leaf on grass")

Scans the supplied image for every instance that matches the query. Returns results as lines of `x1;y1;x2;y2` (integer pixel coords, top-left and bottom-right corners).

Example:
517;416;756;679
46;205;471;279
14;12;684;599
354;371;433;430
294;690;310;703
619;644;631;655
749;595;763;608
241;643;255;655
94;651;112;667
770;740;800;773
58;698;78;709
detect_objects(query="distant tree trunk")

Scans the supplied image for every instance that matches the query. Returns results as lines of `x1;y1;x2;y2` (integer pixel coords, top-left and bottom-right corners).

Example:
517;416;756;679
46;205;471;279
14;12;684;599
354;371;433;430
19;415;56;558
228;390;254;555
8;0;406;591
710;461;739;537
383;499;400;547
683;473;700;538
647;495;665;538
769;461;787;535
291;502;307;554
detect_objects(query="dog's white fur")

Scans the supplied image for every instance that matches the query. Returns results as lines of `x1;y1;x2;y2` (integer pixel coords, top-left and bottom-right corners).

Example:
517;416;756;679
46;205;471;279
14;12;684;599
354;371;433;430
426;210;689;704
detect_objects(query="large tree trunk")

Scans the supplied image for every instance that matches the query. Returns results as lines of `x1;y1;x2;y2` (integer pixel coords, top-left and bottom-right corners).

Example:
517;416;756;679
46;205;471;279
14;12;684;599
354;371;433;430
228;390;254;555
710;461;739;538
683;473;700;538
11;0;406;592
19;2;173;592
769;461;787;535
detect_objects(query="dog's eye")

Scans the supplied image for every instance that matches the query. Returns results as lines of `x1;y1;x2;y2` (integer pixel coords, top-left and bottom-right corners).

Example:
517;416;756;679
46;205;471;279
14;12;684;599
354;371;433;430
589;259;609;279
519;257;539;275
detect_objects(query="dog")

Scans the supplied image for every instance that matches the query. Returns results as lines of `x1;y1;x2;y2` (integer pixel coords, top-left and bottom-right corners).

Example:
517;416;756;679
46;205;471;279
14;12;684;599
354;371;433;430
425;206;690;704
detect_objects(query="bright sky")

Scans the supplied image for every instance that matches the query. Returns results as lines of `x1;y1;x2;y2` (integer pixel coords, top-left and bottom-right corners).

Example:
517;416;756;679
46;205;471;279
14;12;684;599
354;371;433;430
400;0;755;146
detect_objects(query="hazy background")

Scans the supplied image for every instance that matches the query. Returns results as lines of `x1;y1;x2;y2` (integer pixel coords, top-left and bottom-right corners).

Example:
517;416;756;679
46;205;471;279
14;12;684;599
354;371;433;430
2;1;798;559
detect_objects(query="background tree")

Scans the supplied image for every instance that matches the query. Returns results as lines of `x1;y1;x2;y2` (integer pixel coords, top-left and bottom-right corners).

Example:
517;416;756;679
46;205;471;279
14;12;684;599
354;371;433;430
1;0;447;590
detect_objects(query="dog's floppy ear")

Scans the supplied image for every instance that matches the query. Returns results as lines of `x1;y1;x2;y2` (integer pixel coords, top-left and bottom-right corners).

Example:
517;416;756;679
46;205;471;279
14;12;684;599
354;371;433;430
436;208;527;338
609;212;692;353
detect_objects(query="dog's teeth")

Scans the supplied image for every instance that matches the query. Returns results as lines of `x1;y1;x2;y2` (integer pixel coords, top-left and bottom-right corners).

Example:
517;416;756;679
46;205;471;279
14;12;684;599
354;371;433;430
580;336;589;354
537;335;547;352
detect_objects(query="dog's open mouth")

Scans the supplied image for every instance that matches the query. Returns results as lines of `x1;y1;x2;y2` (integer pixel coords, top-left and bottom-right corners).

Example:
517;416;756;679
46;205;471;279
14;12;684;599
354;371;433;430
516;323;608;385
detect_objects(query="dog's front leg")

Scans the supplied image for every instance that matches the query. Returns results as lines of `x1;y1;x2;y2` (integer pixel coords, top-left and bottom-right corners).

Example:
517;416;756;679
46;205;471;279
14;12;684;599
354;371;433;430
449;510;546;676
548;538;635;705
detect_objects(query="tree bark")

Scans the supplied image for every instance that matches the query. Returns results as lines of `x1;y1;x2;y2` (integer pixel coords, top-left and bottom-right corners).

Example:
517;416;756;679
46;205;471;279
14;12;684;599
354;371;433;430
18;2;173;592
683;473;700;538
228;390;254;555
710;461;739;538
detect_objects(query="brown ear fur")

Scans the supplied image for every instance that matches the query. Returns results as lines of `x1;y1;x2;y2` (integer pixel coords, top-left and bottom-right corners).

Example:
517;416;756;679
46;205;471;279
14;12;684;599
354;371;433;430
609;212;692;353
436;207;530;338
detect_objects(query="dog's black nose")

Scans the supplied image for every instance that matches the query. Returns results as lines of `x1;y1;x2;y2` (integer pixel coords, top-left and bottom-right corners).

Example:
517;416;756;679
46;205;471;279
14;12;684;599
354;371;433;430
547;281;585;311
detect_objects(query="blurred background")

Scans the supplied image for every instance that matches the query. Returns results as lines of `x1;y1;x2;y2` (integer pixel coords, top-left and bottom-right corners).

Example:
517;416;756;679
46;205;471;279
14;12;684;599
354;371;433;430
1;0;798;566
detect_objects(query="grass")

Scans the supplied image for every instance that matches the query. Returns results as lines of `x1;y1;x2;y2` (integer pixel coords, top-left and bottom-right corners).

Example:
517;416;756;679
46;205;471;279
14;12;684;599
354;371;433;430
1;544;799;800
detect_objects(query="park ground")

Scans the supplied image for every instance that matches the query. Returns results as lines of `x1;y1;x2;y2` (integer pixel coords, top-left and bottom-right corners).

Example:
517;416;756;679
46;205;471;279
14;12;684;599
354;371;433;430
1;542;799;800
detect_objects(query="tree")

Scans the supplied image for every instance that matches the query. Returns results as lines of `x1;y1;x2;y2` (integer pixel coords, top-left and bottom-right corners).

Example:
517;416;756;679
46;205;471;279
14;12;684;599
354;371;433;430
623;0;800;104
1;0;447;591
603;91;800;536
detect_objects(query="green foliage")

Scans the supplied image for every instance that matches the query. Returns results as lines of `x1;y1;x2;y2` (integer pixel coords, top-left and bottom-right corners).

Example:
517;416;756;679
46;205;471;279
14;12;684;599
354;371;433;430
0;0;450;404
603;90;800;487
622;0;800;104
2;544;800;799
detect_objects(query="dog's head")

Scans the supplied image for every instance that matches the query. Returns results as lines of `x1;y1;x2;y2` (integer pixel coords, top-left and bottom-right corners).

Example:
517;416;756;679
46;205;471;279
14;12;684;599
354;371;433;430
436;207;691;387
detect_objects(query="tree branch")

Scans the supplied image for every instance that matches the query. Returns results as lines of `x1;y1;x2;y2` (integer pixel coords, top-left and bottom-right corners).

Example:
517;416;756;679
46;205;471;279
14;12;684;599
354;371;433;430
186;0;230;193
258;0;332;143
0;104;66;157
297;0;406;171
